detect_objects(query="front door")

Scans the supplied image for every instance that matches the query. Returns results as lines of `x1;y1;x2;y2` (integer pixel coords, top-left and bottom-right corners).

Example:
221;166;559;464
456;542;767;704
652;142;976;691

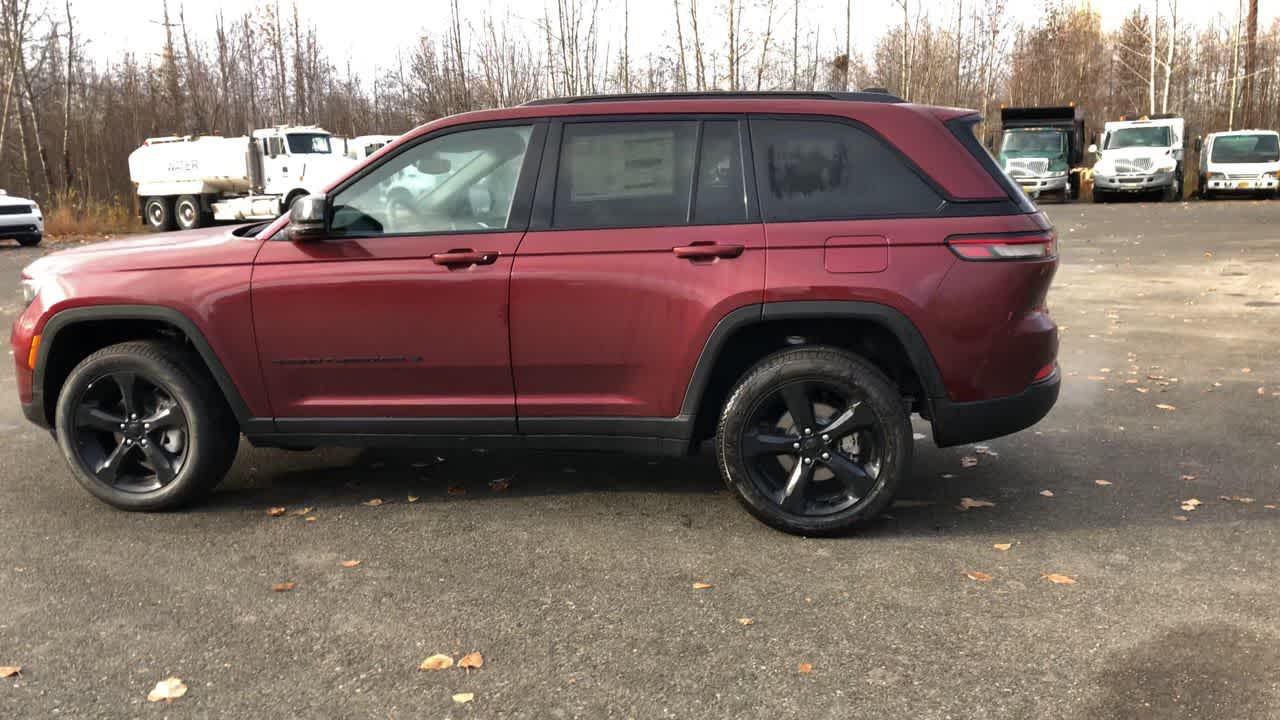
510;117;765;425
252;122;543;431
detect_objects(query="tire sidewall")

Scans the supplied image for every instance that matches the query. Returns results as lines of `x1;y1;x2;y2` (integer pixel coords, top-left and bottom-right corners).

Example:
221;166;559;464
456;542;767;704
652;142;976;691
174;195;201;230
54;347;225;511
716;348;911;536
144;197;172;231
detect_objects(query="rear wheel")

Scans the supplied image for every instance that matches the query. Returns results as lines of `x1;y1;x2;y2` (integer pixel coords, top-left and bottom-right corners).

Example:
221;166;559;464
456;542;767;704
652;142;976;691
54;340;239;511
174;195;207;230
144;197;175;231
715;346;911;536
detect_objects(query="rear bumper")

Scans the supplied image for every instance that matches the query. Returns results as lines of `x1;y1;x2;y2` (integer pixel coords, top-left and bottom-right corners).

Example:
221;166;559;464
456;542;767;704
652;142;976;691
928;367;1060;447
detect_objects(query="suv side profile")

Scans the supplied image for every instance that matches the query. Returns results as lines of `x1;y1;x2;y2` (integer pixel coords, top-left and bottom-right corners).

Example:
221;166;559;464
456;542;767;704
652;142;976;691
11;92;1059;536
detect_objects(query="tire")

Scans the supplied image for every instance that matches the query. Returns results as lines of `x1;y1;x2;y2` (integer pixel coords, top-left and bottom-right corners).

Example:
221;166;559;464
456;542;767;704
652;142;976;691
1164;173;1182;202
715;346;912;536
1199;176;1213;200
144;196;175;232
1092;188;1107;203
174;195;206;230
16;233;41;247
53;340;239;511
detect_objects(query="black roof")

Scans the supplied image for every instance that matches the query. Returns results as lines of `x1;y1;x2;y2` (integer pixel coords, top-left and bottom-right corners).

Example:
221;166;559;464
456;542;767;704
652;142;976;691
523;90;905;106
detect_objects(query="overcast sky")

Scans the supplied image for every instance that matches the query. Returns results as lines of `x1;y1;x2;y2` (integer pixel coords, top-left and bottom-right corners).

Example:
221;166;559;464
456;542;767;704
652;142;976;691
73;0;1265;81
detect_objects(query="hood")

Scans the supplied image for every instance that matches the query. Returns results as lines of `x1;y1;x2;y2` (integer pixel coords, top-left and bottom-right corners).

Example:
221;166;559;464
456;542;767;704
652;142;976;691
23;224;264;279
0;192;37;208
1098;146;1174;160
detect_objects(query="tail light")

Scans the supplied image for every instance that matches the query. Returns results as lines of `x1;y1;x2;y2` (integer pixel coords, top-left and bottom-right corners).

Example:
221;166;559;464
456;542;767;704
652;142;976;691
946;231;1057;261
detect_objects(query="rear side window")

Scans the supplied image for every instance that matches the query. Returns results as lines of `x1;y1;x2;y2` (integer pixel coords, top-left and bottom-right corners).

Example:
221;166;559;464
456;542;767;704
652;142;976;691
554;121;698;228
751;118;943;221
693;120;748;224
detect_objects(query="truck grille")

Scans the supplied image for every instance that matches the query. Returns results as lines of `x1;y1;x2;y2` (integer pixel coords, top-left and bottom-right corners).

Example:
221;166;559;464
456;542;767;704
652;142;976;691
1114;158;1154;174
1226;173;1263;180
0;204;33;215
1005;158;1050;176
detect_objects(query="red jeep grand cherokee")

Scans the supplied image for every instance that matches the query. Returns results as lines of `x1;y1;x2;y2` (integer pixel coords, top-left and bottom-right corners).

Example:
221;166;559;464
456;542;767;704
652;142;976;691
11;92;1058;535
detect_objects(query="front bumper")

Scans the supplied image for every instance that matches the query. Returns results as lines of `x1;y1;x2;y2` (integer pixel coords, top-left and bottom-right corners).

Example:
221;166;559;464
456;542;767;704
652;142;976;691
1205;176;1279;192
929;368;1060;447
1094;171;1175;192
1013;174;1069;196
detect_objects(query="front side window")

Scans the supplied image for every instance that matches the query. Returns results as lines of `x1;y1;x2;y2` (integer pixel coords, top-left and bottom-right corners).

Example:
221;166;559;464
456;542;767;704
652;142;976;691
1105;126;1172;149
1211;134;1280;164
1001;129;1066;155
553;121;698;229
752;118;943;221
329;125;532;237
287;133;333;154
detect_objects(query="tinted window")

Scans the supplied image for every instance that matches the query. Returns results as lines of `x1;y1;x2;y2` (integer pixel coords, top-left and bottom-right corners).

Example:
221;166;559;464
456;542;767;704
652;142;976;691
752;118;943;221
287;133;332;154
693;121;747;224
330;125;532;237
554;121;698;229
1211;134;1280;164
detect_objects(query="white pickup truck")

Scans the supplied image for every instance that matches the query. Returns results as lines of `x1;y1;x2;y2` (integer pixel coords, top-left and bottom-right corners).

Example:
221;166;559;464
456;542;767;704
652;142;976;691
1196;130;1280;200
1090;115;1185;203
127;125;356;231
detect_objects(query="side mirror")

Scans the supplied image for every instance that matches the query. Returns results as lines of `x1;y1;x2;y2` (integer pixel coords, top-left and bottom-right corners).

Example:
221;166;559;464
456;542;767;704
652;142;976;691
287;193;328;241
1087;143;1098;155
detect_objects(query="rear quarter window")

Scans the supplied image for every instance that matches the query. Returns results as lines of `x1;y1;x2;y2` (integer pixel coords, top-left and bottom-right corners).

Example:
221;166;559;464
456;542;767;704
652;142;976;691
750;118;944;221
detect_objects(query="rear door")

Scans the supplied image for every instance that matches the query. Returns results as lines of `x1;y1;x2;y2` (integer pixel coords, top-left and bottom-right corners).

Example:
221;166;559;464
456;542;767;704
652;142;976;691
509;116;765;428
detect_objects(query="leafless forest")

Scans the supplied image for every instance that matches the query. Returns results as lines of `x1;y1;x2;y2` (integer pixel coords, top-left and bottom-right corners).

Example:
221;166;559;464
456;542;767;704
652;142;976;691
0;0;1275;226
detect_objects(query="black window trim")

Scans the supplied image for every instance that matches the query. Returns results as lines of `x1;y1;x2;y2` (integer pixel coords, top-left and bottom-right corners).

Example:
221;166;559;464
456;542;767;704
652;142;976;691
305;119;549;242
527;113;760;232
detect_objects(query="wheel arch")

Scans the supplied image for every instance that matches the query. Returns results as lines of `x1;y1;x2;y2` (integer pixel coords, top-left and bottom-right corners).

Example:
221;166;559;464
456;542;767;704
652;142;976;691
32;305;253;429
681;301;946;447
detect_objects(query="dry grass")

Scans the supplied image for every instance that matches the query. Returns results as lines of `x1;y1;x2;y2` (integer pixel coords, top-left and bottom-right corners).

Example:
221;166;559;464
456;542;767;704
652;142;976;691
43;200;137;237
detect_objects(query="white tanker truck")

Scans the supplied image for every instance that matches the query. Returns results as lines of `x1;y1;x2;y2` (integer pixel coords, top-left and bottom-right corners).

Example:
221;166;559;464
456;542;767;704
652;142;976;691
127;125;356;231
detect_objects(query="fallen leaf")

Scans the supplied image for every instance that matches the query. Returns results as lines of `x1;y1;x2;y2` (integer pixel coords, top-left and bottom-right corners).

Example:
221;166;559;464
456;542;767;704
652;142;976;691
1173;515;1189;522
1043;573;1077;585
1040;489;1055;497
1156;403;1176;411
993;543;1013;551
1242;367;1252;373
361;498;384;507
290;506;314;516
488;478;510;492
1094;479;1113;486
960;456;979;468
1180;474;1198;481
146;677;188;703
1264;505;1277;510
305;516;317;522
459;652;484;670
266;507;286;517
965;570;994;582
419;654;454;671
798;662;813;674
1087;375;1106;381
973;445;998;457
340;560;361;568
1219;495;1255;504
1180;498;1202;512
737;618;754;626
407;495;420;503
1258;387;1267;396
447;486;466;496
1136;387;1150;393
692;582;713;590
0;666;20;678
957;497;995;510
272;581;296;592
452;692;475;704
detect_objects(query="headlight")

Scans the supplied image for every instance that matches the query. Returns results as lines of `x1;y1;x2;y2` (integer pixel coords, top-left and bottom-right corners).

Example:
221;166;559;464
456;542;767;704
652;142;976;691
20;278;41;307
1155;159;1176;173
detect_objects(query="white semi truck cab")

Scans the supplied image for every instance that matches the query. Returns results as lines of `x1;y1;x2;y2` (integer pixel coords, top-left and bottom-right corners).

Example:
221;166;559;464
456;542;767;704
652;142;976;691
1196;130;1280;199
1089;115;1185;203
128;125;356;231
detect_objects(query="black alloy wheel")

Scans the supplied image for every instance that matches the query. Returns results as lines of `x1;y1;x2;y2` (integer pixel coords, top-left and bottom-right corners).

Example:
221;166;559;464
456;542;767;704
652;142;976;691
70;371;189;493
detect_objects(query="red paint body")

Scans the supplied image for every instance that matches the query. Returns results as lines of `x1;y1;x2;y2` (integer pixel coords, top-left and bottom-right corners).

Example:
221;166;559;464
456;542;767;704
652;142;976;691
13;96;1058;442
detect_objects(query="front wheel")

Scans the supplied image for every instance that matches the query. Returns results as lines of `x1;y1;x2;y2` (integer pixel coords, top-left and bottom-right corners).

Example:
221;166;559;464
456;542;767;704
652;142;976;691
16;233;41;247
1164;172;1183;202
54;340;239;511
715;346;912;536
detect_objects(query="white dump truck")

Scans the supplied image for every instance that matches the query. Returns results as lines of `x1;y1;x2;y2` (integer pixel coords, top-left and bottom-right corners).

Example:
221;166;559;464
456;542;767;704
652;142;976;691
1089;114;1185;202
1195;129;1280;200
127;125;356;231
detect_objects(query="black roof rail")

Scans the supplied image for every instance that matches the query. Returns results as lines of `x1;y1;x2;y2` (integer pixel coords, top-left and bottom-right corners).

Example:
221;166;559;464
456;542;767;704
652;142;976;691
522;90;905;106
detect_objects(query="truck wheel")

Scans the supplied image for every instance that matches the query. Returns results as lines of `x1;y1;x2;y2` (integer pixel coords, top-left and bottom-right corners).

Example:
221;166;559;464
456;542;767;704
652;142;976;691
174;195;205;230
1164;174;1183;202
144;197;176;232
715;346;911;536
53;340;239;511
1092;189;1107;204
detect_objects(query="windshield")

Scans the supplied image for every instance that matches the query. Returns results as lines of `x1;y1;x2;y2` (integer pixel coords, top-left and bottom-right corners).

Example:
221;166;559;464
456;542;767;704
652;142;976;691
1105;126;1172;150
1001;129;1065;155
287;133;332;154
1211;134;1280;164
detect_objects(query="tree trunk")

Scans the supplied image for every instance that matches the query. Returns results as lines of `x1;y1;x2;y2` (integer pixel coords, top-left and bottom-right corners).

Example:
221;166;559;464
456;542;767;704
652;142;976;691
689;0;704;91
673;0;688;91
61;0;75;197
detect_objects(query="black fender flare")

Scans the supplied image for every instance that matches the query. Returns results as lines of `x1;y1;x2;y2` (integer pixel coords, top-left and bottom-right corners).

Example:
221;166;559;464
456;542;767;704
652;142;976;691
678;300;948;419
30;304;256;428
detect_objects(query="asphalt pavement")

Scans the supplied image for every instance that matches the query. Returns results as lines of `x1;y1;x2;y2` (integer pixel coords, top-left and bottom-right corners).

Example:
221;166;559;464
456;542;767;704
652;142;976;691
1;200;1278;718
